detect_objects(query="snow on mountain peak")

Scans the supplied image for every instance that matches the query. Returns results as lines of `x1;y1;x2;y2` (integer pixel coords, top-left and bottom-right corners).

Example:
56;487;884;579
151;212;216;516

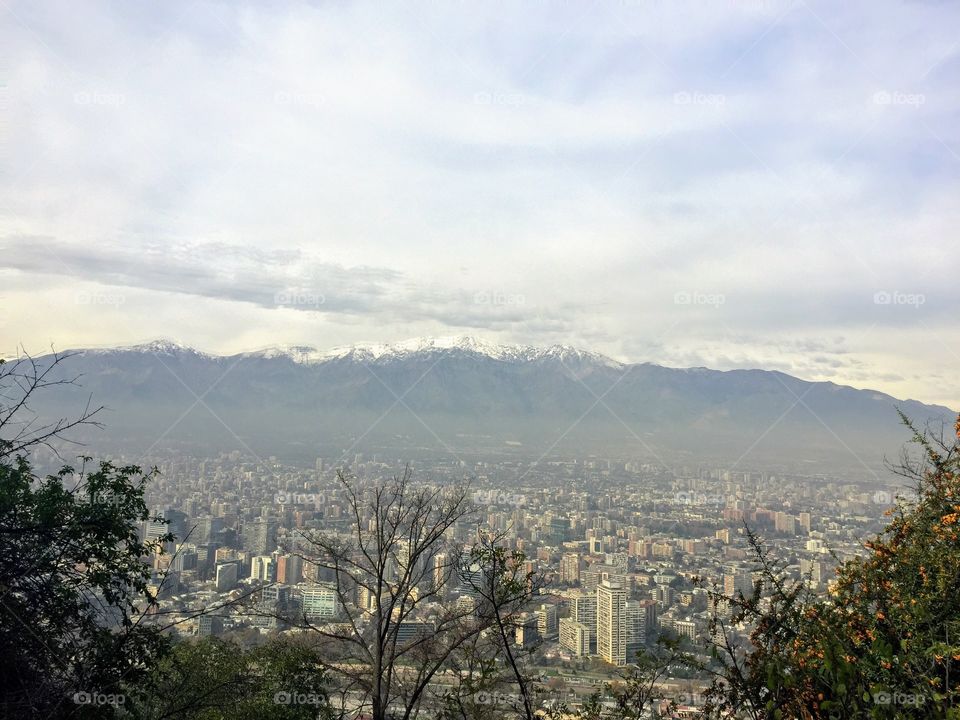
308;335;524;362
82;339;198;357
246;345;322;363
90;336;624;368
306;336;623;367
135;339;189;354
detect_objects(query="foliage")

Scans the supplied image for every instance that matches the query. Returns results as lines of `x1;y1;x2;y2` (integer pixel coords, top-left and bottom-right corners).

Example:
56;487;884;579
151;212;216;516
609;637;693;719
700;414;960;719
0;454;172;717
126;637;333;720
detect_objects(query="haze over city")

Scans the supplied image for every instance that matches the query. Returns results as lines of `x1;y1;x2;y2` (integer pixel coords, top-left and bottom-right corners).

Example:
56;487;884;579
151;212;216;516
3;4;960;719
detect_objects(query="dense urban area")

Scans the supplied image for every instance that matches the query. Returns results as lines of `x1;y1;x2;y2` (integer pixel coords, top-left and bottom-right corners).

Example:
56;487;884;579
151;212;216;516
72;447;897;715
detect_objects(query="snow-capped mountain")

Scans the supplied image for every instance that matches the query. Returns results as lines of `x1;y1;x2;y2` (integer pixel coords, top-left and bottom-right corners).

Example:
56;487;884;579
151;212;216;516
26;337;956;472
231;335;625;368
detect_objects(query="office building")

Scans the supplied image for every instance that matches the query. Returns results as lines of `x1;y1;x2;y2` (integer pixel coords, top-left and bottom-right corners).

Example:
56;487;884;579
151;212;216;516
302;583;339;618
597;579;628;666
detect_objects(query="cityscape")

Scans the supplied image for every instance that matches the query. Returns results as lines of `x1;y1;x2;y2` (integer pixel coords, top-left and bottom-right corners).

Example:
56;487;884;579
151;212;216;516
3;0;959;718
102;443;898;713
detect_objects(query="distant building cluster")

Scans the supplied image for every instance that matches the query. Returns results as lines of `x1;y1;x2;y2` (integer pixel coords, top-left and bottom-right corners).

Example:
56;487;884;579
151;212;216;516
128;450;888;700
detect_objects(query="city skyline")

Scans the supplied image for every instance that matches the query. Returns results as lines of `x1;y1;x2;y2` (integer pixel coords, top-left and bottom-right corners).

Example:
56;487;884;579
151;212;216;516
3;2;959;716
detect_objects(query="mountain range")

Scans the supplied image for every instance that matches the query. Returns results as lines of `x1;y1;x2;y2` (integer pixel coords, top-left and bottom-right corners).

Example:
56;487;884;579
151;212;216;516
21;336;956;475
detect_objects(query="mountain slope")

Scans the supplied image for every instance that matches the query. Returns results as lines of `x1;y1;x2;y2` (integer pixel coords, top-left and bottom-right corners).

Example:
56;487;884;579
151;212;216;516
22;337;955;472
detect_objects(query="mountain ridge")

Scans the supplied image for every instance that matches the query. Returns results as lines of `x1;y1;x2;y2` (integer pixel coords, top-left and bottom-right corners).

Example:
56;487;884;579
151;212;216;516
19;336;956;472
63;336;953;412
73;335;627;369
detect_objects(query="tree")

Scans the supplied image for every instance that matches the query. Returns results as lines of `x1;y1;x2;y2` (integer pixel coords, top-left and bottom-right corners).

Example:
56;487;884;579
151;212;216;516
0;349;103;460
0;386;172;716
438;529;542;720
441;528;544;720
699;525;811;719
555;638;693;720
700;413;960;719
127;637;333;720
608;637;693;719
0;349;188;718
290;467;483;720
0;348;323;718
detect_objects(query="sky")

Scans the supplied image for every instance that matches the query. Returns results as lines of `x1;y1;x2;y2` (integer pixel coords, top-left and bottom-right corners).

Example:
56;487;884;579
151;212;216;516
1;0;958;407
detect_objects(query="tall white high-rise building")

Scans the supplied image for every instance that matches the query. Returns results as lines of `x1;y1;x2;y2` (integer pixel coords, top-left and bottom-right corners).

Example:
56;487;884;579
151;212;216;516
250;555;274;582
723;567;754;599
597;579;628;666
624;600;647;660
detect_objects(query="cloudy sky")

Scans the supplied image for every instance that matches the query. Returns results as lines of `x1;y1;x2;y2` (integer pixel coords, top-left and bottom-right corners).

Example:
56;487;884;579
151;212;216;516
1;1;958;407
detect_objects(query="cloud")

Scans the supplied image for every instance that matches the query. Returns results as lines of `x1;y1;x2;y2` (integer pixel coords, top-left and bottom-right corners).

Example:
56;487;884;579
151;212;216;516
1;0;958;405
0;234;583;331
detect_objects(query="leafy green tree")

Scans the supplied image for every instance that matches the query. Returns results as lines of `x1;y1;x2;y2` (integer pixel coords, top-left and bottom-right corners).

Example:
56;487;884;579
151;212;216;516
701;414;960;719
0;456;173;717
0;351;171;717
126;637;333;720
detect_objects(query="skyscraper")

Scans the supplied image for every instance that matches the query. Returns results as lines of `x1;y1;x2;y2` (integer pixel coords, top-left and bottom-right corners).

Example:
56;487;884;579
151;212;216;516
193;515;223;544
622;597;659;658
597;579;627;666
242;519;277;555
215;562;239;592
250;555;275;582
535;603;558;638
560;553;581;584
432;552;449;594
277;554;303;585
723;567;754;599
